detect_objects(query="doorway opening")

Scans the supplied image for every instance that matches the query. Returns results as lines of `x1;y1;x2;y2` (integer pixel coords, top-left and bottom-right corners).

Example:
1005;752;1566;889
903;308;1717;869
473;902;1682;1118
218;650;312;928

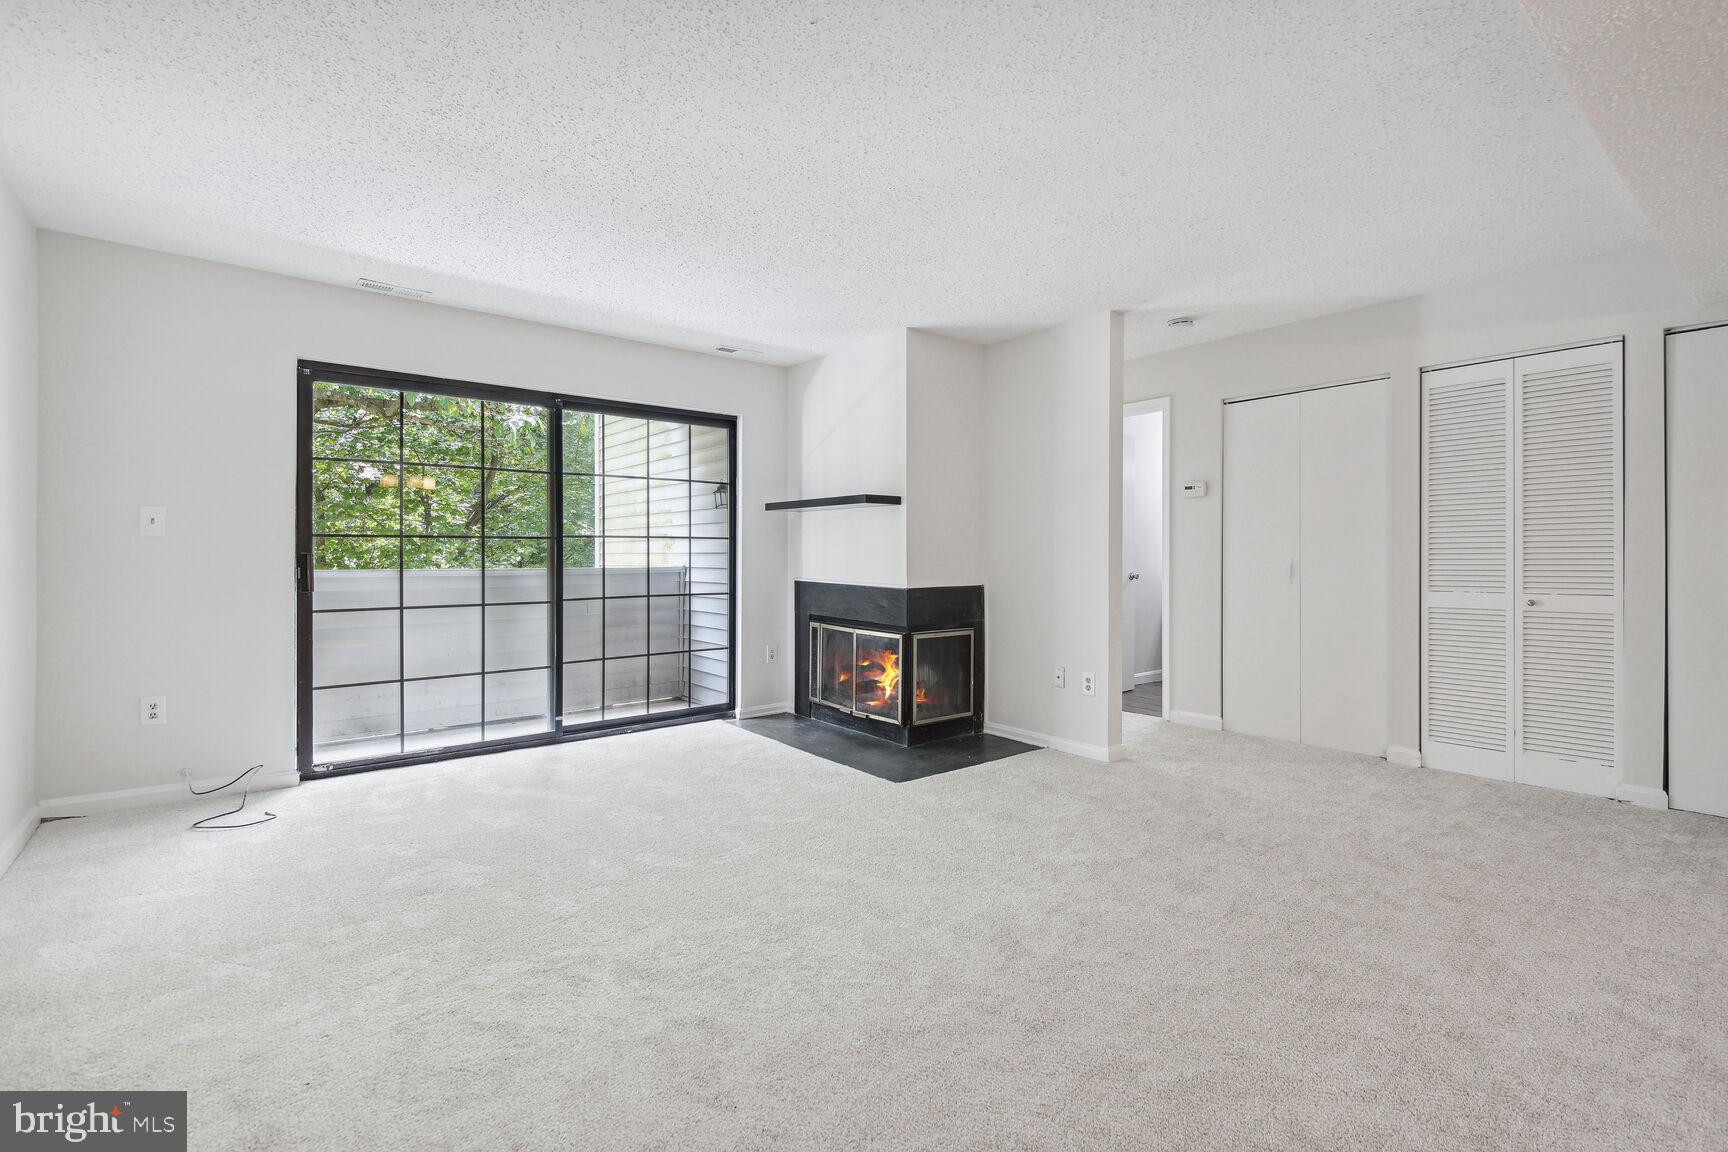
1122;398;1169;719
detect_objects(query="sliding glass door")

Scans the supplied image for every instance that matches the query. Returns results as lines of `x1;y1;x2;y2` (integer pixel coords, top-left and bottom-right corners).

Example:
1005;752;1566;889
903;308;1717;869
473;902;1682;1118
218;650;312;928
296;363;735;775
558;411;733;725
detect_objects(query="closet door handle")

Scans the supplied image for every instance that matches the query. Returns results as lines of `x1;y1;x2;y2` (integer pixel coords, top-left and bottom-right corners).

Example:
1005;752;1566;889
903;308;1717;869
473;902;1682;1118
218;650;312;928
1525;598;1537;607
1285;559;1296;583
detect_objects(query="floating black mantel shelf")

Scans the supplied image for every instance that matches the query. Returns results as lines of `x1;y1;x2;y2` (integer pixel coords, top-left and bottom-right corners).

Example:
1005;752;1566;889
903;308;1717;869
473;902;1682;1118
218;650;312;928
764;494;903;511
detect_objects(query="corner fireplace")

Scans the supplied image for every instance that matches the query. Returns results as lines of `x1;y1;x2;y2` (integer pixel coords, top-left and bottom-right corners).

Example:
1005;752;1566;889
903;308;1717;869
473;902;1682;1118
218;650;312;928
795;582;984;746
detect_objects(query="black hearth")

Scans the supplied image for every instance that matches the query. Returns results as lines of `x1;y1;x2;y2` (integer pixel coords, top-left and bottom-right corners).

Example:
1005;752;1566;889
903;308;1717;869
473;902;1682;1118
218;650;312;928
794;582;985;747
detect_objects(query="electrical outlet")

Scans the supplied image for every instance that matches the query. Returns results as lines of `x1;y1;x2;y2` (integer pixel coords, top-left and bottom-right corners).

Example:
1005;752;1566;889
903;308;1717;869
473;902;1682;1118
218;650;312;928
765;644;778;664
140;695;167;725
139;506;166;536
1082;672;1096;697
1054;666;1065;689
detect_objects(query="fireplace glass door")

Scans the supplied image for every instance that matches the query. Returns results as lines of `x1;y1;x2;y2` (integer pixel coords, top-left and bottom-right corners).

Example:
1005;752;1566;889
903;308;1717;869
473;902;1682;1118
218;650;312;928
815;624;904;723
912;629;973;724
853;631;903;722
818;625;856;712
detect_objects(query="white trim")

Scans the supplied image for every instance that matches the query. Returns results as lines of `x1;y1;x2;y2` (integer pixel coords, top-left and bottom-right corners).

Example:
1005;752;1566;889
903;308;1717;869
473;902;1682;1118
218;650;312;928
1169;710;1223;731
1664;318;1728;336
1221;373;1391;406
1421;336;1623;375
1614;784;1669;811
736;702;793;720
1133;670;1163;685
0;805;40;878
983;721;1116;762
39;770;300;819
1385;746;1423;769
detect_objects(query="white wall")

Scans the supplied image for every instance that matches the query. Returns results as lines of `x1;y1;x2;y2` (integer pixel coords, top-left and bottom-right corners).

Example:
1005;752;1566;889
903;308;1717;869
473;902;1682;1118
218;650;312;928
906;330;984;587
36;233;790;804
786;330;907;587
1124;410;1163;679
982;312;1123;759
1125;244;1709;791
0;174;37;863
786;327;985;590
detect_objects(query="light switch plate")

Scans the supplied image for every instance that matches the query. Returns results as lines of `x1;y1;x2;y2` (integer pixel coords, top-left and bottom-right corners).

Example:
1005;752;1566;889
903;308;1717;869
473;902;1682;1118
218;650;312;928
139;506;166;536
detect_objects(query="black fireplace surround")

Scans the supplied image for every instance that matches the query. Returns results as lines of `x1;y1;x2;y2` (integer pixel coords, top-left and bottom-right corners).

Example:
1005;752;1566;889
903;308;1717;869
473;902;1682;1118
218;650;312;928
794;581;985;747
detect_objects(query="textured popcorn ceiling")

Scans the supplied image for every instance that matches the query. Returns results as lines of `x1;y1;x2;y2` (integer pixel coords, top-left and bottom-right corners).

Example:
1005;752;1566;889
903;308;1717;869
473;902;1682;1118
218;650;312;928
1522;0;1728;306
0;1;1656;363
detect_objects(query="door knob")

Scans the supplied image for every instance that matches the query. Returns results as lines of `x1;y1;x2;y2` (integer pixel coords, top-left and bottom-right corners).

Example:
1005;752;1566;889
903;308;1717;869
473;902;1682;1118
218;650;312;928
1128;572;1141;581
1525;598;1537;606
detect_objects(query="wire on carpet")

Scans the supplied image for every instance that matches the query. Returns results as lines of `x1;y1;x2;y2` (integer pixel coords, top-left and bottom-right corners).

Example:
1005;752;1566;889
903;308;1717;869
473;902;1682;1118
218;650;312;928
187;764;278;831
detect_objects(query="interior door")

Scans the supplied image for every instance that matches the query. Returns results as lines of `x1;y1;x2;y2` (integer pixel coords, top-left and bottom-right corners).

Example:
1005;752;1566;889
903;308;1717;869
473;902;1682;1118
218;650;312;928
1299;379;1389;756
1511;344;1621;797
1422;359;1516;780
1223;391;1301;741
1667;325;1728;816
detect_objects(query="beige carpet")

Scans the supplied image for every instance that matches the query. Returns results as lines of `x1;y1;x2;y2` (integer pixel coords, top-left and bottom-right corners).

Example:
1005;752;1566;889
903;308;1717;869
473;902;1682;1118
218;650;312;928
2;716;1725;1150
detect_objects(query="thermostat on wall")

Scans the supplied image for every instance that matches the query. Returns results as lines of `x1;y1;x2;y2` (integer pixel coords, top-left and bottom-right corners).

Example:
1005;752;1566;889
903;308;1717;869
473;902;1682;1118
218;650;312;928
1181;481;1208;498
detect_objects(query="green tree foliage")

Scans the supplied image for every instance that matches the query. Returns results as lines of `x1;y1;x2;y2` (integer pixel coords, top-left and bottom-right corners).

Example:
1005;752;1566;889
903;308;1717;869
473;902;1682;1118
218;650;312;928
312;384;596;570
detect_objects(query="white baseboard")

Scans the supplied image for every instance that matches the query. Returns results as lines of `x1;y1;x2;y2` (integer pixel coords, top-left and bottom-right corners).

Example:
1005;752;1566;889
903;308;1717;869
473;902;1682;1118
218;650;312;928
1615;783;1669;811
983;722;1115;763
1133;671;1163;686
1385;745;1423;769
39;770;301;820
736;702;793;720
1;804;40;878
1169;710;1223;732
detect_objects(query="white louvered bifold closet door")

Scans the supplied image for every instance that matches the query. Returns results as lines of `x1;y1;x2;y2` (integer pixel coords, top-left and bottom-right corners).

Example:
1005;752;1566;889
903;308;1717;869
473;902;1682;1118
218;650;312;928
1511;344;1622;796
1421;343;1622;796
1422;361;1516;780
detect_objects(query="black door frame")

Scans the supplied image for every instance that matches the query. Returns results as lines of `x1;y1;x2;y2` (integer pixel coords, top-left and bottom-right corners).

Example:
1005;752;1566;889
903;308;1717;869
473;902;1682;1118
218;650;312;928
295;360;739;778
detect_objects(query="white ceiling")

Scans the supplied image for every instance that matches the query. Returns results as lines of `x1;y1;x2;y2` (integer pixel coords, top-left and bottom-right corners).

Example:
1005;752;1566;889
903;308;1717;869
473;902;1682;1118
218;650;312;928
0;1;1658;364
1521;0;1728;307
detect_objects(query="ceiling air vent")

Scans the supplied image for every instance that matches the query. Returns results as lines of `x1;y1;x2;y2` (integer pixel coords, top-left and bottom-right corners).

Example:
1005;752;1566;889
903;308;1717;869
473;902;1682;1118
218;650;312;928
715;345;762;355
355;277;431;300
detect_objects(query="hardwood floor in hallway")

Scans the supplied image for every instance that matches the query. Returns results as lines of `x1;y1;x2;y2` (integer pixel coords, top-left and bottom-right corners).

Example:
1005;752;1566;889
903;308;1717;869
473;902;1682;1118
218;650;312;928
1123;681;1163;717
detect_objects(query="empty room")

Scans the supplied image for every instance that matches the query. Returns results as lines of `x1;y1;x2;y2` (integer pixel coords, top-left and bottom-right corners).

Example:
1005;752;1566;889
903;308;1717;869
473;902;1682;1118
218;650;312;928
1;1;1724;1148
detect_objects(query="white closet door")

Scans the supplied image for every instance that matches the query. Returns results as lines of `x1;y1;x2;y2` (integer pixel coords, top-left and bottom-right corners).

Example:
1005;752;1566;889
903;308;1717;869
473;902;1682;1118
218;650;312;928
1422;360;1516;780
1512;344;1622;796
1300;380;1389;756
1223;392;1301;741
1669;325;1728;817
